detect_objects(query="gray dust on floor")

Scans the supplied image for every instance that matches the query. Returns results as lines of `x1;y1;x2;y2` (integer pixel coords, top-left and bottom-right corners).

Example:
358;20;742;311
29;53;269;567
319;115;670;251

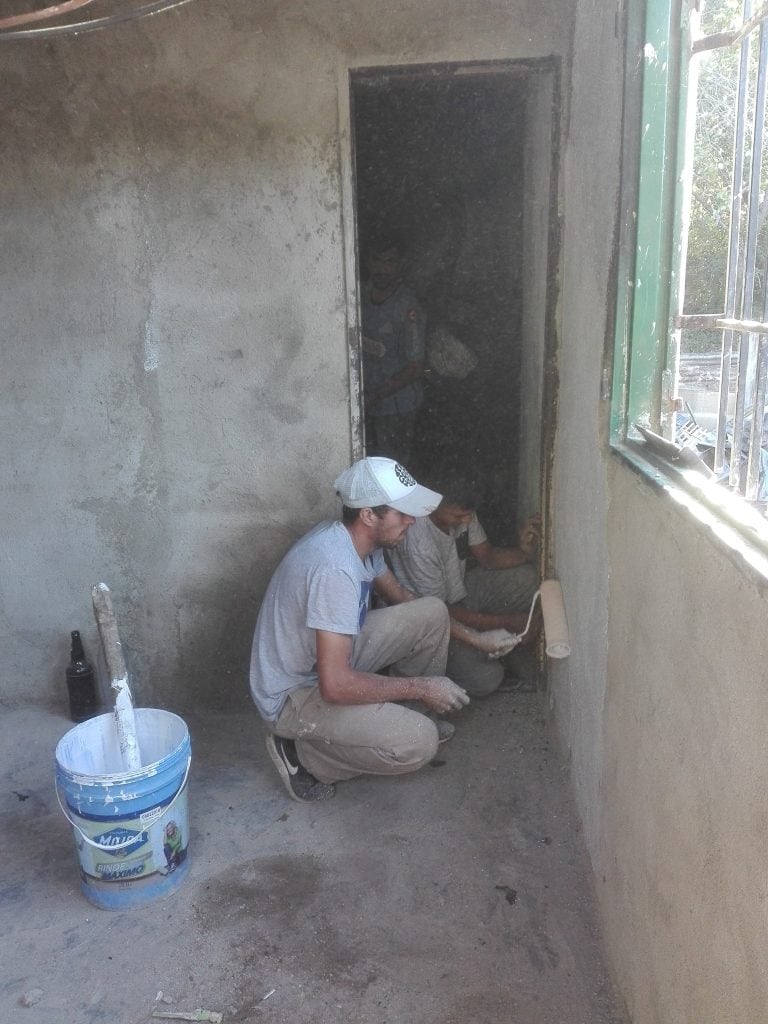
0;695;627;1024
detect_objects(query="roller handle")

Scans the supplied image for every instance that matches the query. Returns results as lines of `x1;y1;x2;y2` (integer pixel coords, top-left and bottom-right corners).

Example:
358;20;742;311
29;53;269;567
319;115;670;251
91;582;142;771
91;582;128;684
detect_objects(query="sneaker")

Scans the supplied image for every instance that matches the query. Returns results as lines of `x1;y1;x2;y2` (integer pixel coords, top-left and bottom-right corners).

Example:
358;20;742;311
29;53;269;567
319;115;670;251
497;673;538;694
434;719;455;744
265;734;336;802
500;648;539;692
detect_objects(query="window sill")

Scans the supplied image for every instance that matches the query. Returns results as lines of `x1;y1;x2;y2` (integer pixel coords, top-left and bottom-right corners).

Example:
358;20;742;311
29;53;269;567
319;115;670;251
611;440;768;586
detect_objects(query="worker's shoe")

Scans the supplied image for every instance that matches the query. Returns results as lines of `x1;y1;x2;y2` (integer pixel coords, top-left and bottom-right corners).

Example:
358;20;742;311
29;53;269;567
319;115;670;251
434;719;455;744
497;673;537;694
265;734;336;802
498;648;539;693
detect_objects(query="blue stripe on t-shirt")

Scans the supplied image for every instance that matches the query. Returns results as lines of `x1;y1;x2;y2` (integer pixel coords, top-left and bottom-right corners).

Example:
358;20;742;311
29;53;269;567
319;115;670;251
359;579;374;629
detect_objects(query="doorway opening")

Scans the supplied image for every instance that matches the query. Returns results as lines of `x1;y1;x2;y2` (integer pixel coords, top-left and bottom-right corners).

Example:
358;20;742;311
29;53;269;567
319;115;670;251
349;61;559;544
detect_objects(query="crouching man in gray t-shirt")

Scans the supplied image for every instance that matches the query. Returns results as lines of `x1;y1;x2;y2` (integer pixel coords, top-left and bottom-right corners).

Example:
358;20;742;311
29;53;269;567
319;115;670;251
388;474;541;697
249;457;469;802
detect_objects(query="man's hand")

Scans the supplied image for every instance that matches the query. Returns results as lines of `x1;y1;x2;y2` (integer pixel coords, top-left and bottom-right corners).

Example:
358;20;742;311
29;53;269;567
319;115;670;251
518;515;541;560
469;513;541;571
416;677;470;714
472;628;520;656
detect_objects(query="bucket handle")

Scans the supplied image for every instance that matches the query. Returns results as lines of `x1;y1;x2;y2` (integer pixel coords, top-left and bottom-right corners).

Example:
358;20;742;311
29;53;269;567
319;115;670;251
55;756;191;852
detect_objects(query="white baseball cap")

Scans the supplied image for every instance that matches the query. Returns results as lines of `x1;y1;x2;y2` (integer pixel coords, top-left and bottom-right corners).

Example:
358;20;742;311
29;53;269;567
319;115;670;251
334;457;442;517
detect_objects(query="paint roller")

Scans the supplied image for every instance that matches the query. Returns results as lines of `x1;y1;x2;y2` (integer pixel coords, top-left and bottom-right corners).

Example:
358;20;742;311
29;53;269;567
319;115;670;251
538;579;571;658
490;579;571;659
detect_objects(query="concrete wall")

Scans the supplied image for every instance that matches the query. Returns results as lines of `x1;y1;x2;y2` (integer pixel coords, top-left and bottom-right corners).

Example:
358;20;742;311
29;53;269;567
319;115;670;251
1;0;572;713
6;0;768;1019
601;469;768;1023
519;64;557;520
550;0;616;861
555;1;768;1021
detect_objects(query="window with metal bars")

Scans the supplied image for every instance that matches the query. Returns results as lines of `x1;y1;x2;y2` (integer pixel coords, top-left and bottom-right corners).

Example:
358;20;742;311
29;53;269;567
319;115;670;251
613;0;768;531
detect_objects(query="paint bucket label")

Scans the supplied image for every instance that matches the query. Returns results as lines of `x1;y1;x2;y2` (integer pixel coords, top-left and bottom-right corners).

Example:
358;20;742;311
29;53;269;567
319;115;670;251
55;709;192;909
70;784;189;887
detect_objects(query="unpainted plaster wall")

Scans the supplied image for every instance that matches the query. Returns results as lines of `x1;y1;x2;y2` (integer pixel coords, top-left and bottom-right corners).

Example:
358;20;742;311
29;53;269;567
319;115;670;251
1;0;572;711
555;2;768;1021
549;0;617;860
601;468;768;1023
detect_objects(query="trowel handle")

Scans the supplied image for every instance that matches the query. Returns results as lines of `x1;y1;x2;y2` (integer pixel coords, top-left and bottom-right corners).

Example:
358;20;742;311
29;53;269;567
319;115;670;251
91;582;128;684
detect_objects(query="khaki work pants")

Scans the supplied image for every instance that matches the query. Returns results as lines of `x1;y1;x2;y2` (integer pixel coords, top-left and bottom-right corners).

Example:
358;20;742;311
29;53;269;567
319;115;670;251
447;563;539;696
274;596;450;783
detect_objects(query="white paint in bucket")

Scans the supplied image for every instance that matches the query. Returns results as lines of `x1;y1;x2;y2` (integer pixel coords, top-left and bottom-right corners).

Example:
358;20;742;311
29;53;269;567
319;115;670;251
55;708;191;910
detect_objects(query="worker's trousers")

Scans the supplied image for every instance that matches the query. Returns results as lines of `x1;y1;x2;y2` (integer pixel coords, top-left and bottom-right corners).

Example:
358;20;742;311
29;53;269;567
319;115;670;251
273;596;450;783
447;563;539;696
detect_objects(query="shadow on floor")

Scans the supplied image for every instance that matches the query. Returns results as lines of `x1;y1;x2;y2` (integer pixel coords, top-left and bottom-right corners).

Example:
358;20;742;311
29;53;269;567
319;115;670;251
0;695;627;1024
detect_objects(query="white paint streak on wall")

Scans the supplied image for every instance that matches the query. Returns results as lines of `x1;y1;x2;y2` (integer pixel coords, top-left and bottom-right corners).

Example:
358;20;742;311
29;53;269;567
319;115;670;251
144;320;159;372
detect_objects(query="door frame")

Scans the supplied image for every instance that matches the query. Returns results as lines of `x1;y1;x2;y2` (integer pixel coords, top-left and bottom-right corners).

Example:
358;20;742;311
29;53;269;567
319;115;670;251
338;57;561;574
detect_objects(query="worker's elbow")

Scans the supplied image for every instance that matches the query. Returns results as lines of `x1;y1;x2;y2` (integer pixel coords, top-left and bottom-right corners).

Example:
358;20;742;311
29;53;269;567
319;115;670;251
317;674;347;705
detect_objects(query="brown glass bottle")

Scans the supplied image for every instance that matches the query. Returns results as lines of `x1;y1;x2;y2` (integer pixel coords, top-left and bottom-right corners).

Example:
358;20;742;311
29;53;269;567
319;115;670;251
66;630;99;723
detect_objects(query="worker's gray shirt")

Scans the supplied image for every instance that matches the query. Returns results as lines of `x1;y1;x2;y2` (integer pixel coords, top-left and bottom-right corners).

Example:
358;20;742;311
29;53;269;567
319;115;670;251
249;520;386;722
389;514;487;604
450;512;487;566
389;517;464;603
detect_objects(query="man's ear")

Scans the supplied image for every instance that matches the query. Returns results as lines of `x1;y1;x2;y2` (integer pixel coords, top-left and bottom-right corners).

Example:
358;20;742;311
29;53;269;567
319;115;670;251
358;507;376;529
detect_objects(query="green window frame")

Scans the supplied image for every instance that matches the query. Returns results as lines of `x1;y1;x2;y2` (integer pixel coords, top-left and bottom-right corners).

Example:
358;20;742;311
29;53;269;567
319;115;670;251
612;0;690;443
611;0;768;563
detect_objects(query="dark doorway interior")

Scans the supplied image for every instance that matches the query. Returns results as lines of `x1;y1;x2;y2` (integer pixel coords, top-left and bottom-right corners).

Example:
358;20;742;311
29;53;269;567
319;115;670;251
351;66;528;543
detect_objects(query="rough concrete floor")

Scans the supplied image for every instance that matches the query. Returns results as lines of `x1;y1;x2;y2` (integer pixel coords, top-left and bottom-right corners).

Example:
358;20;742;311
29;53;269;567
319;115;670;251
1;694;628;1024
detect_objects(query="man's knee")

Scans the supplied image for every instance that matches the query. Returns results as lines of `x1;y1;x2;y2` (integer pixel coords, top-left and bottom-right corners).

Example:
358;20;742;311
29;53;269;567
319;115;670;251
306;711;439;779
447;646;503;697
461;673;503;698
466;563;539;613
513;563;539;594
409;595;450;628
381;713;439;773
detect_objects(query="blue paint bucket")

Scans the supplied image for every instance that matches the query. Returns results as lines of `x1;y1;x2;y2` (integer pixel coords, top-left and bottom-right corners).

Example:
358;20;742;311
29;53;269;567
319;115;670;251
55;708;191;910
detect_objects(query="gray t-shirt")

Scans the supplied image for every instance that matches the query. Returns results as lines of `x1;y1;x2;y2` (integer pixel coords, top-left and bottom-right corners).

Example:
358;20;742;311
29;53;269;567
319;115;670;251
249;520;386;722
389;517;464;604
451;512;487;565
389;513;488;604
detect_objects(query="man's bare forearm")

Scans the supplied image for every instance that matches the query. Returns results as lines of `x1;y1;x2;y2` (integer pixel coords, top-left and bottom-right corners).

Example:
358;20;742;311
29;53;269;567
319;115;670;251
449;618;486;650
449;603;530;636
319;667;423;706
315;629;469;713
318;667;468;714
